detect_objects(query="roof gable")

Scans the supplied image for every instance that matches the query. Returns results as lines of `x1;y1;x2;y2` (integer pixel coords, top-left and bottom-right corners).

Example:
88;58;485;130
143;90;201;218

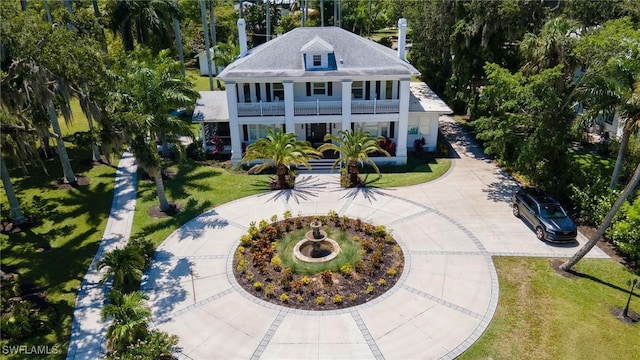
300;36;334;53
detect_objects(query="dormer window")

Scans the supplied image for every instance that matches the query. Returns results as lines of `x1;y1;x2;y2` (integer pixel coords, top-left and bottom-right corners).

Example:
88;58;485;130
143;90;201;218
301;36;337;71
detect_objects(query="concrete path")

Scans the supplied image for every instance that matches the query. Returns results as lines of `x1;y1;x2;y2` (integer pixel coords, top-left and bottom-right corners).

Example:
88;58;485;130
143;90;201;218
66;152;138;360
141;116;608;360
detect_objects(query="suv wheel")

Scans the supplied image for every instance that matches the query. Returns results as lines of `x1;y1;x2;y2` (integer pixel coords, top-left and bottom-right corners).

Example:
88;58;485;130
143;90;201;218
512;204;520;218
535;226;545;241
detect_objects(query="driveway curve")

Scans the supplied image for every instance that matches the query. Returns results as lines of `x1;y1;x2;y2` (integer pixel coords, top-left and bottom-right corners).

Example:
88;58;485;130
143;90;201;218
142;116;607;359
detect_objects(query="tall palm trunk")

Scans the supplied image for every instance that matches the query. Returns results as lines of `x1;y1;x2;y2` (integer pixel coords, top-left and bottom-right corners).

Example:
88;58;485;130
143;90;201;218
172;15;186;77
47;103;77;184
266;0;271;40
200;0;214;90
0;155;26;225
209;0;217;76
561;160;640;271
154;170;170;212
610;126;631;189
92;0;110;68
44;0;52;23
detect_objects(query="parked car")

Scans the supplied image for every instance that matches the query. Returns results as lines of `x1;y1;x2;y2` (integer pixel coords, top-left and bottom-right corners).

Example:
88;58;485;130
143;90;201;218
512;188;577;242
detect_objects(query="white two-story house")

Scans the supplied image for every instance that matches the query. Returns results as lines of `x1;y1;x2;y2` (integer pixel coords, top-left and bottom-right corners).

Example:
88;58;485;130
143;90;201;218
192;18;452;165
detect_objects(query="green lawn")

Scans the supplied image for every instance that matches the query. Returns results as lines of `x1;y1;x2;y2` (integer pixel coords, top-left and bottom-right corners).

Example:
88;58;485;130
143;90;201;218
130;161;270;246
460;257;640;360
0;148;116;358
186;68;223;92
360;154;451;188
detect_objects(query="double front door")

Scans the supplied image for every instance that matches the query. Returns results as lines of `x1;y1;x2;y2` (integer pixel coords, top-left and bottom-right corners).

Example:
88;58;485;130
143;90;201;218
307;123;330;146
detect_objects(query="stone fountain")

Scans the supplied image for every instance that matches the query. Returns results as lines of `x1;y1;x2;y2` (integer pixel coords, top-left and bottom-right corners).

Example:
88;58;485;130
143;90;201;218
293;219;341;263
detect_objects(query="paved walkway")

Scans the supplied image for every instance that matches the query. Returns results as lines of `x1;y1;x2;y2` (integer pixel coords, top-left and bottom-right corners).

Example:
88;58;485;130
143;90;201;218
66;152;138;360
138;117;608;360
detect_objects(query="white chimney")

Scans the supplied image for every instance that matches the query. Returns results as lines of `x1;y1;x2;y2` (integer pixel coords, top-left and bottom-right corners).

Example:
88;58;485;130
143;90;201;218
397;18;407;61
238;18;248;57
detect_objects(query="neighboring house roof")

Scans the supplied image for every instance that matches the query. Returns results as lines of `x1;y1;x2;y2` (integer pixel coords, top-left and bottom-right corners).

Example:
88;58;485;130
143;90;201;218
218;27;420;80
192;91;228;122
409;82;453;114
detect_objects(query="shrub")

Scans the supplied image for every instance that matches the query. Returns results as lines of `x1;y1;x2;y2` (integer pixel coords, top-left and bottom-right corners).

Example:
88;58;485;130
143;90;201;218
253;282;263;291
237;246;246;254
270;214;279;223
348;293;357;302
332;294;343;304
283;210;292;219
270;256;282;272
186;140;206;161
366;283;374;294
245;271;254;281
316;296;325;306
128;238;155;268
236;259;249;273
240;234;253;247
608;197;640;264
264;283;276;297
386;268;397;277
320;270;333;286
279;293;289;302
340;263;353;276
108;329;178;360
296;295;304;303
377;278;386;286
301;276;311;285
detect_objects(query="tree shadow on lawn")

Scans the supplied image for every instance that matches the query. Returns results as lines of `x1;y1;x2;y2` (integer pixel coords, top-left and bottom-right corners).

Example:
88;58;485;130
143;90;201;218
134;198;214;240
550;259;640;302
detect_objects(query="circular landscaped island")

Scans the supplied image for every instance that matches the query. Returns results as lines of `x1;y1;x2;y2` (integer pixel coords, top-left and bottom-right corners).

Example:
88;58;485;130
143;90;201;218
232;211;405;310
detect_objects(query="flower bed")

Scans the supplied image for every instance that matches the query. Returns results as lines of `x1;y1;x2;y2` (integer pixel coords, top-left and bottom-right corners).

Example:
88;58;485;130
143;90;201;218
232;211;404;310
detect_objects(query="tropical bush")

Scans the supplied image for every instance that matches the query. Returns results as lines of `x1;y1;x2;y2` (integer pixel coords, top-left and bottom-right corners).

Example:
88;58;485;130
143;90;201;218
608;196;640;265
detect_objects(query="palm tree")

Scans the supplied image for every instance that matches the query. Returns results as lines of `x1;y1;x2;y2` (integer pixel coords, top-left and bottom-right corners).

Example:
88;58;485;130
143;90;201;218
519;16;580;78
318;129;389;187
213;41;239;88
561;160;640;271
242;128;321;189
101;290;151;353
114;47;197;212
0;155;26;226
97;246;145;294
108;0;180;53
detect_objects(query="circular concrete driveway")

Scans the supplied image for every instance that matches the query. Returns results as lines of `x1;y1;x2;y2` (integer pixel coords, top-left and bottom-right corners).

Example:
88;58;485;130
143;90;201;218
142;117;608;359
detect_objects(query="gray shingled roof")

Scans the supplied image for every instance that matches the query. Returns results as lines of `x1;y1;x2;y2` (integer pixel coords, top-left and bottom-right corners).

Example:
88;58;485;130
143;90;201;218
409;82;453;114
192;91;228;122
218;27;420;80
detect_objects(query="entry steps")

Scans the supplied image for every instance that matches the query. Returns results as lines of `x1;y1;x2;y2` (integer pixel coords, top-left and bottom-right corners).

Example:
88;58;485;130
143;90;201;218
297;159;340;174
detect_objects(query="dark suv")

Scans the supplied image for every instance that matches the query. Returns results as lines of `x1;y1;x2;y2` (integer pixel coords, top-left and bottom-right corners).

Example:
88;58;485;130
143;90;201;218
512;188;577;242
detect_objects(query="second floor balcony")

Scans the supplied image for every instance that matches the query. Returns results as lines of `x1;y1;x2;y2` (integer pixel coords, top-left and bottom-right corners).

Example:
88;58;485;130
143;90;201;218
237;99;400;117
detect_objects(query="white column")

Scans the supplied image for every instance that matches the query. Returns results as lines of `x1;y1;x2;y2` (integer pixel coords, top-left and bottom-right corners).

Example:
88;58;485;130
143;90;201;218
201;122;206;152
226;81;243;164
341;80;352;132
284;81;295;133
396;79;410;164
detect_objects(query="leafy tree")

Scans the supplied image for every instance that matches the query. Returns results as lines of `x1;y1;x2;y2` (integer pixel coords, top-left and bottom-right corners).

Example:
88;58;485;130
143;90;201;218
101;291;151;354
561;160;640;271
98;246;145;294
244;0;280;47
475;63;573;192
242;128;321;189
318;129;389;187
574;18;640;189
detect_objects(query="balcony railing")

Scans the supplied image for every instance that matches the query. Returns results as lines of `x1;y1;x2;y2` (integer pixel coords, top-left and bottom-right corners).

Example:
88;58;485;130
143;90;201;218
352;99;400;114
237;99;400;117
237;101;285;116
294;100;342;116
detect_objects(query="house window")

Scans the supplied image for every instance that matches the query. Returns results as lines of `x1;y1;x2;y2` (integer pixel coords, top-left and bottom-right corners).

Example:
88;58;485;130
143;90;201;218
246;124;273;142
313;54;322;67
313;82;326;95
603;111;614;125
273;83;284;101
385;81;394;99
243;83;251;103
354;122;390;138
352;81;363;99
